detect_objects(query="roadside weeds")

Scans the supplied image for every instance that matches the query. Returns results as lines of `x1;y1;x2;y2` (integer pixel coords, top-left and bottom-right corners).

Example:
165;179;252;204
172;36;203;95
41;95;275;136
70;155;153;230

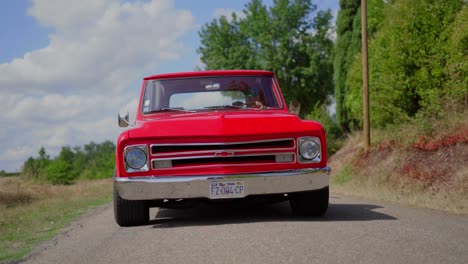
0;177;112;262
329;129;468;215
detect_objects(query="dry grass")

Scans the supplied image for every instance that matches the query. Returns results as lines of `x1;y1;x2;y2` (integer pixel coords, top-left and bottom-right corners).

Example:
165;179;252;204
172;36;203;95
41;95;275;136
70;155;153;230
329;124;468;214
0;178;34;209
373;111;468;150
0;176;112;262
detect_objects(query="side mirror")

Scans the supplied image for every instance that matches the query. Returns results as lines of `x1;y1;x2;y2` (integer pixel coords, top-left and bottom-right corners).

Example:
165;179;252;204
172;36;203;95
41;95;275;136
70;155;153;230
289;100;301;116
118;112;130;128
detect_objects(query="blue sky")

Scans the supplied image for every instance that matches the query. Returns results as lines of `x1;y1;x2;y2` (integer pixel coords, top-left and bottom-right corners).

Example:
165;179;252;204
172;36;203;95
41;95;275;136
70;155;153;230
0;0;339;171
0;1;50;63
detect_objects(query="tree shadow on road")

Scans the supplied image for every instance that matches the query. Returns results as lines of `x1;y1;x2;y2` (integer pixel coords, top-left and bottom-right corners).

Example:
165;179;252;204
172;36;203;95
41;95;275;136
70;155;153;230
149;199;397;228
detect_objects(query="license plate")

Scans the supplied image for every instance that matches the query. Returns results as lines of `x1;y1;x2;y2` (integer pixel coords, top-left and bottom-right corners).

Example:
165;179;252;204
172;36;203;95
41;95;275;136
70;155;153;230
210;181;245;199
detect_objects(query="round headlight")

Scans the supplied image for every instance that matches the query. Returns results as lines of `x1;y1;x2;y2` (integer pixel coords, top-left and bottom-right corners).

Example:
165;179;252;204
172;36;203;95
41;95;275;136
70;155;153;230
125;148;147;169
299;140;320;160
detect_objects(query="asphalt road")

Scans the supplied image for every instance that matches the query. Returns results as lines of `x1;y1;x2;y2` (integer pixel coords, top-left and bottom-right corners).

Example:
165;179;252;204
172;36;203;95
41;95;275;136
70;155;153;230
22;195;468;264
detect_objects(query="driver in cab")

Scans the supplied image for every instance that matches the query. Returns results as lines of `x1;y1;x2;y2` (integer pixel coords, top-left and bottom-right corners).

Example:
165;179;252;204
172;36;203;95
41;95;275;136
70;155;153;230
244;90;264;108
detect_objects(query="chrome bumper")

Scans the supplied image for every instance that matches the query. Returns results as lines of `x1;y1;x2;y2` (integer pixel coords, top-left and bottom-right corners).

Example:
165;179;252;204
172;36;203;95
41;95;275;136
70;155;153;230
115;167;330;200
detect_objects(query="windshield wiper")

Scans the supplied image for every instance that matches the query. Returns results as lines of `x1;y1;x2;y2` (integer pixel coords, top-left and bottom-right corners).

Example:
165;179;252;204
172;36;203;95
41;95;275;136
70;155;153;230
204;105;243;110
204;105;262;110
144;108;195;114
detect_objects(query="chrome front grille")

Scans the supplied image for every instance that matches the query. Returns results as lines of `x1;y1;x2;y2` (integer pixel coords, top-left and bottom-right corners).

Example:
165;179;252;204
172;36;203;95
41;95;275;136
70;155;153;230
150;138;294;156
150;138;296;170
152;155;277;168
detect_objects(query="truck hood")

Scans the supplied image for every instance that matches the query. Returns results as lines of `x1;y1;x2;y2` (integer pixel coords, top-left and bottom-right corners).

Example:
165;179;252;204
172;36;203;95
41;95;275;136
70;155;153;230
128;111;320;139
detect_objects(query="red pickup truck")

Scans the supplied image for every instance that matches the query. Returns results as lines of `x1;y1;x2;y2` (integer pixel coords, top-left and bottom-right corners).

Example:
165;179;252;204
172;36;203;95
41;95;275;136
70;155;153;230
114;70;330;226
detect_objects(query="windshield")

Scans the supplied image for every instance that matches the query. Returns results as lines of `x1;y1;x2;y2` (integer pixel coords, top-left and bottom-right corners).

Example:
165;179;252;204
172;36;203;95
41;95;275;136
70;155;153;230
141;76;282;114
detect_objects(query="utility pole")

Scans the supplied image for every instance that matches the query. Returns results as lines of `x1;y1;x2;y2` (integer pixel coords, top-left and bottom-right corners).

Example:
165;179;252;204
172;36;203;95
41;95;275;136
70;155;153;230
362;0;370;151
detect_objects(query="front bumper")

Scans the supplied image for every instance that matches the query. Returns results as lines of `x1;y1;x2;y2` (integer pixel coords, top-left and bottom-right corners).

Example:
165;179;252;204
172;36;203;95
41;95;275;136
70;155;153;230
115;167;330;200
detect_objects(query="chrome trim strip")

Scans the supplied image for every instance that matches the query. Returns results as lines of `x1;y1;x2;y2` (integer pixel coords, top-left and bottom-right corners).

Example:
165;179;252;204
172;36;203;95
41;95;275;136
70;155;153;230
152;147;296;157
151;138;294;146
115;167;330;200
150;138;295;156
151;152;296;161
150;153;297;170
151;162;294;171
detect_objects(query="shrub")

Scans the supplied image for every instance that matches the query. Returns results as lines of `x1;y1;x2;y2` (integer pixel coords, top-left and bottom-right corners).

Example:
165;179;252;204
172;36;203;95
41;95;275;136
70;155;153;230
22;141;115;185
344;0;467;128
46;159;75;185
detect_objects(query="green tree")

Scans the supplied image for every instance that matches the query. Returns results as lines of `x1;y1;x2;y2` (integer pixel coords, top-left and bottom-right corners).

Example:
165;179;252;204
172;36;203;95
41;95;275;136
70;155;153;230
22;141;116;184
46;159;74;185
198;0;335;117
23;157;39;178
72;146;87;175
45;146;77;184
333;0;385;131
443;4;468;112
345;0;466;128
333;0;361;132
23;147;50;179
80;141;115;179
198;15;258;70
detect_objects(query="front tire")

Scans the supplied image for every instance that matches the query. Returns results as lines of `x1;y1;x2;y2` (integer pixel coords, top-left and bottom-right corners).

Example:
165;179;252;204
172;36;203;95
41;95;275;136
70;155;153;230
289;187;329;217
113;183;149;226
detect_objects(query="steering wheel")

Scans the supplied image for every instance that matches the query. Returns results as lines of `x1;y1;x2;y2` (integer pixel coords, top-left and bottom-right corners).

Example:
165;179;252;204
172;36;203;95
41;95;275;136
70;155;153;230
232;101;264;108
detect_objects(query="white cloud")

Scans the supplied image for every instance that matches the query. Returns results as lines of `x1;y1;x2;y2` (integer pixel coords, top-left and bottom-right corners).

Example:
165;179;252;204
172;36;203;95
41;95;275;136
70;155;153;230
0;0;193;94
0;0;194;171
28;0;114;30
213;8;246;22
328;9;339;41
0;93;130;170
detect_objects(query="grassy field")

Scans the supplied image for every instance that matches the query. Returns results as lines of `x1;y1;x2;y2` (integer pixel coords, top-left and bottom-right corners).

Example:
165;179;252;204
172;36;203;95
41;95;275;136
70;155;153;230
0;176;112;262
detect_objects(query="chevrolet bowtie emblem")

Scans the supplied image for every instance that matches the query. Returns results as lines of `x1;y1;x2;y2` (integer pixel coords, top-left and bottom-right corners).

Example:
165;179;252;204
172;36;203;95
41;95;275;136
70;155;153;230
214;151;235;157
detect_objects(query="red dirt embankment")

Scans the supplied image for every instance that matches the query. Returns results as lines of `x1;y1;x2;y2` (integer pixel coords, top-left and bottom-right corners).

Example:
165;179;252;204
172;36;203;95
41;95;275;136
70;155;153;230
329;120;468;213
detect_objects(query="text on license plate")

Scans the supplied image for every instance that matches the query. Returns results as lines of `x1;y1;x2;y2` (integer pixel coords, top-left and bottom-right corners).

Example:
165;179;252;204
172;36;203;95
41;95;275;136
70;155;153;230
210;181;245;199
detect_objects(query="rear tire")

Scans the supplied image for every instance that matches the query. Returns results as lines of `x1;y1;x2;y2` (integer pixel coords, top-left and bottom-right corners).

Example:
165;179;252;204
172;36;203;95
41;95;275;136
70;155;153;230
289;187;329;217
113;183;149;226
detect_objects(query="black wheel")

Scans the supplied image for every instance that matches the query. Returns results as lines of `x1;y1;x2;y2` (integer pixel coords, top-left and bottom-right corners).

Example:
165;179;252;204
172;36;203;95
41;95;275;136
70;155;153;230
289;187;329;217
113;183;149;226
